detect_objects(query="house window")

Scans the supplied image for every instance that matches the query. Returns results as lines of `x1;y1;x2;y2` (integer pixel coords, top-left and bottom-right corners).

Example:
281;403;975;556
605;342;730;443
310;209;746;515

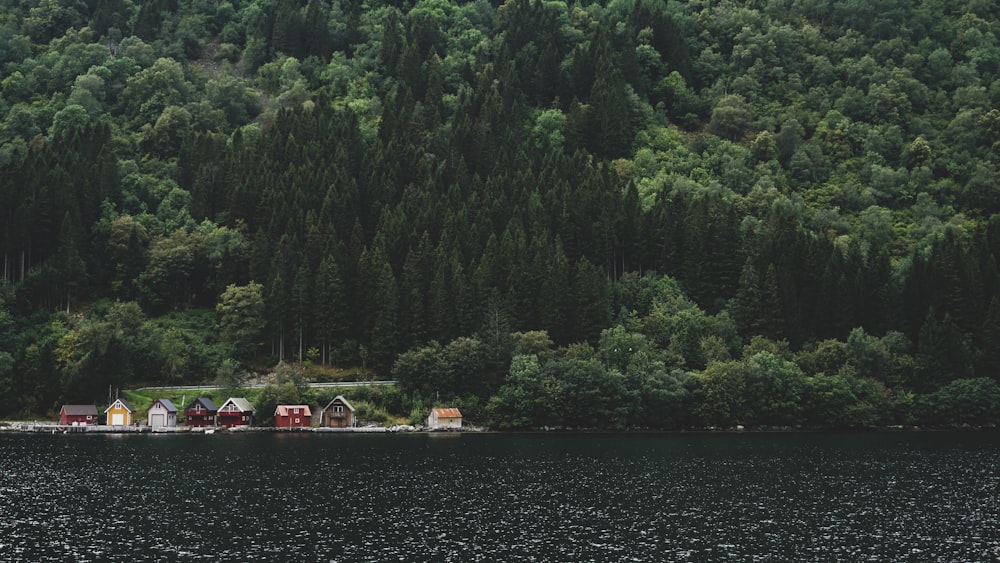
293;408;299;414
294;418;300;424
334;406;344;413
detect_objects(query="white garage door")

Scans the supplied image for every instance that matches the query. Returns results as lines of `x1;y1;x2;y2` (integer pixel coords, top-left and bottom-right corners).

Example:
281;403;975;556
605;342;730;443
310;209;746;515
151;414;164;427
111;413;124;426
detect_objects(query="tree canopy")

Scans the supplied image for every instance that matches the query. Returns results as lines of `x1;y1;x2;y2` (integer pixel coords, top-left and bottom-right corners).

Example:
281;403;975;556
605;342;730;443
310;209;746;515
2;0;1000;427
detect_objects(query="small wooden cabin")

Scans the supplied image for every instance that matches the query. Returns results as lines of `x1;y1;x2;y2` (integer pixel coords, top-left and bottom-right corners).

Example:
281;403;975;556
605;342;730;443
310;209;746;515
274;405;312;428
105;398;134;426
60;405;99;426
147;398;178;429
427;407;462;429
319;396;355;428
185;397;217;427
217;397;255;428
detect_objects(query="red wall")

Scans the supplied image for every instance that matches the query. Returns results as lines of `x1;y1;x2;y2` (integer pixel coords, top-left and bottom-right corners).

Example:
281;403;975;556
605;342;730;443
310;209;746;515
275;414;311;428
218;413;252;428
185;411;216;427
60;413;95;425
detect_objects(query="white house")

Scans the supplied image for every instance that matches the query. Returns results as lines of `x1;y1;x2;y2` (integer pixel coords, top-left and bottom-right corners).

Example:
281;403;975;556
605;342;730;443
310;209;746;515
147;398;178;428
427;407;462;429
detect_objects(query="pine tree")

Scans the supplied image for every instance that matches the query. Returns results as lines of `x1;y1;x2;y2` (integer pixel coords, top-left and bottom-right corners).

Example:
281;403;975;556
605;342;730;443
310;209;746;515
302;0;332;59
587;34;634;158
734;260;763;338
977;297;1000;382
313;252;347;364
291;263;312;362
369;248;400;373
380;8;404;72
53;211;87;313
400;232;435;346
133;0;163;41
272;0;304;57
570;257;612;344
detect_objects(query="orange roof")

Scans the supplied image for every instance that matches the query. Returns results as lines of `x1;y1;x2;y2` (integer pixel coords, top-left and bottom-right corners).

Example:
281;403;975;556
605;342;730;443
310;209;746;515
432;407;462;418
275;405;312;417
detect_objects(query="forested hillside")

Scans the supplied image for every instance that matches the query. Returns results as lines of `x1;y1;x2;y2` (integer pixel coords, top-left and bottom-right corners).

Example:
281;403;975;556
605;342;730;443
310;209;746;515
2;0;1000;427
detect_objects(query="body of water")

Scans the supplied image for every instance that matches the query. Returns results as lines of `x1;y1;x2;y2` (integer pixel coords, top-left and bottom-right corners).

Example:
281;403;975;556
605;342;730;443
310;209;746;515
1;431;998;561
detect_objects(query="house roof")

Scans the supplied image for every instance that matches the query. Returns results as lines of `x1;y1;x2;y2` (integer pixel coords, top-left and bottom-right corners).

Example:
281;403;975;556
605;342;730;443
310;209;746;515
152;398;178;412
323;395;355;412
104;398;134;413
220;397;256;413
61;405;99;416
431;407;462;418
275;405;312;417
187;397;217;412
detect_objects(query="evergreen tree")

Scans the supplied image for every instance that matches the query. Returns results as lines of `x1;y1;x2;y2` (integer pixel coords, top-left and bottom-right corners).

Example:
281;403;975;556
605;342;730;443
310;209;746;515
368;246;400;373
302;0;331;59
587;34;634;158
570;257;612;345
313;254;348;364
978;297;1000;381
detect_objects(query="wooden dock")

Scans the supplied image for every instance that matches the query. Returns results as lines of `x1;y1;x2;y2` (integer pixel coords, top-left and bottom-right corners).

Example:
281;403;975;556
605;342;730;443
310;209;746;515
12;423;148;434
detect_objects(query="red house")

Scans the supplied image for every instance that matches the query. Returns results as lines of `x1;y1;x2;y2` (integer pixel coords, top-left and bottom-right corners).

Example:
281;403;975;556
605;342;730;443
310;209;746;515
60;405;99;425
185;397;218;427
274;405;312;429
217;397;255;428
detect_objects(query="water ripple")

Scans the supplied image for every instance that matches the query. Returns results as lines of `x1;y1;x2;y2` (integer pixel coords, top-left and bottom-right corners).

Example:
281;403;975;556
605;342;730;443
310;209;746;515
1;432;998;561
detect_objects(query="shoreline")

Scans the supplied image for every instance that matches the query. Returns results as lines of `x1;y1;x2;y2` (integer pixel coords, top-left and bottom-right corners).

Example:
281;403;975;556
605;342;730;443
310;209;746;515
0;421;483;434
1;421;996;435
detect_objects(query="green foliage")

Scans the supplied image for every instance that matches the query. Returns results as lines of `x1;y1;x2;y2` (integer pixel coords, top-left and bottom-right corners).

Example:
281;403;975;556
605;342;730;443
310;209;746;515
254;362;317;426
916;378;1000;425
350;399;392;426
54;301;159;401
709;95;752;141
1;0;999;428
215;282;265;362
393;336;489;400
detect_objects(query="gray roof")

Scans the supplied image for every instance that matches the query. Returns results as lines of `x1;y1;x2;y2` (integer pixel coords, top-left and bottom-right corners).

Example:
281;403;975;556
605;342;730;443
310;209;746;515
221;397;256;413
61;405;99;416
187;397;217;411
104;398;134;413
153;398;178;412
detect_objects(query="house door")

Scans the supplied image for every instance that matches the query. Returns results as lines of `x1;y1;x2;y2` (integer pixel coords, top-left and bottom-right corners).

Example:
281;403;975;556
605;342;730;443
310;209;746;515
111;413;124;425
151;414;164;427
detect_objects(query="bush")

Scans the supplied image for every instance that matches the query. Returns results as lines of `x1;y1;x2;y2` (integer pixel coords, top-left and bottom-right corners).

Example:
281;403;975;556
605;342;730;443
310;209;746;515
916;378;1000;425
351;399;392;426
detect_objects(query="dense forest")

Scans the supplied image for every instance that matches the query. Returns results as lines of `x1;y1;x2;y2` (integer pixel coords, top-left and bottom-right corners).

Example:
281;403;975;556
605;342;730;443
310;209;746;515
2;0;1000;428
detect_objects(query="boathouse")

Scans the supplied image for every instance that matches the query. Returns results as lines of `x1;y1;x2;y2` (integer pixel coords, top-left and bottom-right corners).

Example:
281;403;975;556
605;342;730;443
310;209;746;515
274;405;312;428
426;407;462;429
319;396;355;428
105;398;134;426
217;397;255;428
185;397;217;427
60;405;99;426
147;398;178;429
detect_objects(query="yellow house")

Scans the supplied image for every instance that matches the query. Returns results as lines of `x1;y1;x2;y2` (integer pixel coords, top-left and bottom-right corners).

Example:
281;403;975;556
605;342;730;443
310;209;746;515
105;398;134;426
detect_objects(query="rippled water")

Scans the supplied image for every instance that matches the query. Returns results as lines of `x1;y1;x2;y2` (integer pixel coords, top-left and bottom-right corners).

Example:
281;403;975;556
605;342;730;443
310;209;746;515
1;431;998;561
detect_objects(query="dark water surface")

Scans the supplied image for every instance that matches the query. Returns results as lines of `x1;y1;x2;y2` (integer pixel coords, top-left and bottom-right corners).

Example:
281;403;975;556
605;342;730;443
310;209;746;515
1;431;999;561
